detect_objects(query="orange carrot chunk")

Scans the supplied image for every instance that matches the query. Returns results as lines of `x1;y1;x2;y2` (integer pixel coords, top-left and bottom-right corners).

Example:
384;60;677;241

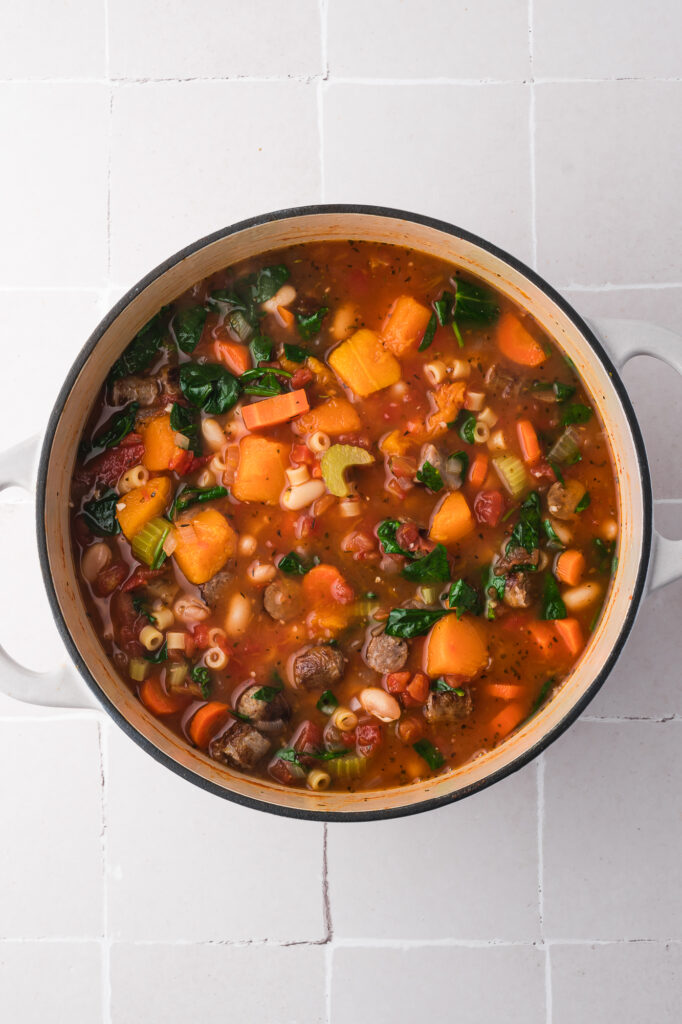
429;491;475;545
214;339;251;376
277;305;295;327
527;620;560;656
189;702;231;750
497;312;547;367
468;452;489;489
517;419;542;464
555;617;584;657
487;682;525;700
140;676;189;716
241;389;310;431
555;549;586;587
490;702;527;742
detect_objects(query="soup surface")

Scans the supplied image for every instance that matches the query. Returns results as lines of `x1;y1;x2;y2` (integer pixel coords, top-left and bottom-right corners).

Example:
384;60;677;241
70;241;618;792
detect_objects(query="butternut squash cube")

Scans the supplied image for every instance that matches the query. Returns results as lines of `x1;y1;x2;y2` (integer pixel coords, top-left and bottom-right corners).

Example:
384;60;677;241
294;397;361;437
141;414;185;472
381;295;432;357
172;507;237;585
328;329;401;398
116;476;172;541
429;491;474;545
232;435;289;505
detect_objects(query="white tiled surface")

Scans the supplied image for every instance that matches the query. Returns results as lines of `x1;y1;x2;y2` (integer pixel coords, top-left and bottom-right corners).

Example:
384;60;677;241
1;2;681;1022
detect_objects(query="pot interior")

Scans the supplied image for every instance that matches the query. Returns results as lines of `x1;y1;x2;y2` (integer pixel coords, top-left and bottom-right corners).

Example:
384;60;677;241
41;210;647;817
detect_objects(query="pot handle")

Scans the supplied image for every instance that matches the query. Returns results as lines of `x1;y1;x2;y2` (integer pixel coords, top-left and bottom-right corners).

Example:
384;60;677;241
0;437;100;710
590;318;682;592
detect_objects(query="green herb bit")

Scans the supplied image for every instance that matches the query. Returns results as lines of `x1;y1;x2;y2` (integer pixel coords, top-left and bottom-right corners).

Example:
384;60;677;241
377;519;414;558
296;307;329;341
283;342;308;363
561;403;592;427
82;491;121;536
413;738;445;771
254;264;290;303
447;579;481;618
574;492;591;513
179;362;240;415
433;290;455;327
249;332;273;365
593;538;616;574
453;278;500;325
452;409;476;445
415;460;444;492
252;680;283;702
131;594;154;623
507;491;541;554
173;485;228;518
402;544;450;584
482;564;506;620
385;607;451;639
316;690;339;715
144;640;167;664
541;574;567;621
191;665;211;699
418;312;438;352
85;402;139;456
543;518;565;550
432;677;466;696
532;677;555;714
277;748;303;766
278;551;317;575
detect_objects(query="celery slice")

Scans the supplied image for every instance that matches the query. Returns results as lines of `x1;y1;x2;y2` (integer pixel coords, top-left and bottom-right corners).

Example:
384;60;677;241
492;454;528;499
131;517;171;568
320;444;375;497
128;657;149;682
328;754;367;780
548;426;581;465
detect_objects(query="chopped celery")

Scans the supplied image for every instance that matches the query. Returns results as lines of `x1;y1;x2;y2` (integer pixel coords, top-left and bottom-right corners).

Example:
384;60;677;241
227;309;253;342
128;657;149;682
492;454;527;498
166;660;188;691
418;584;441;605
131;517;171;568
320;444;375;497
548;426;581;465
328;754;367;781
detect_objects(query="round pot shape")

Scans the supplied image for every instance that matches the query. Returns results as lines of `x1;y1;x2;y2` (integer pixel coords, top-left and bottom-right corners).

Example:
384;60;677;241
2;206;681;821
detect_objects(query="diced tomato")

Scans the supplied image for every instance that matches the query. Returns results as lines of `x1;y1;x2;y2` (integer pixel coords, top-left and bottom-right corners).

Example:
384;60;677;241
530;458;557;482
269;756;304;786
402;671;430;707
291;367;314;388
474;490;505;527
293;720;323;756
77;439;145;489
121;566;167;592
396;716;424;744
92;562;127;597
110;590;146;656
356;722;382;757
192;624;211;649
330;575;355;605
168;448;194;475
385;671;411;694
291;443;314;465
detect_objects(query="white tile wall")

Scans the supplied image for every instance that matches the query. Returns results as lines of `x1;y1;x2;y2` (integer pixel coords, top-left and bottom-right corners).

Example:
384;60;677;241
1;2;681;1021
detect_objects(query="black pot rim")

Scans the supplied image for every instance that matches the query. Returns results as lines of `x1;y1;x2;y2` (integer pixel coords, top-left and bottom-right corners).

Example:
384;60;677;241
35;203;653;822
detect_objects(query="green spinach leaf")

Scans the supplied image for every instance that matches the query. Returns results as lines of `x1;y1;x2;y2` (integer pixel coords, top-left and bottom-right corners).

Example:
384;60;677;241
561;403;592;427
385;607;451;638
541;574;567;620
82;491;120;536
418;311;437;352
413;738;445;770
316;690;339;715
179;362;241;414
109;309;168;380
402;544;450;584
173;306;207;354
296;307;329;341
447;578;481;618
415;460;443;492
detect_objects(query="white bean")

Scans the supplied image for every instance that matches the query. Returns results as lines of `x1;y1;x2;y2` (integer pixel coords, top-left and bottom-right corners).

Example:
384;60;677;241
262;283;296;315
238;533;257;557
225;593;252;636
173;595;210;623
281;479;326;511
601;517;618;541
359;687;401;723
201;418;226;451
562;581;602;613
81;542;111;582
247;561;277;585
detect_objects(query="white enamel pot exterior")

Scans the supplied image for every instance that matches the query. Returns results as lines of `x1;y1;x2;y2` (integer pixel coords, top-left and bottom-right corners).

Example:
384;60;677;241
1;206;681;821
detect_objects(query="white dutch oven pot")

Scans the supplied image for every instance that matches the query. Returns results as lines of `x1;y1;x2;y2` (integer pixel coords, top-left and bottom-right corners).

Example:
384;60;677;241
1;207;681;821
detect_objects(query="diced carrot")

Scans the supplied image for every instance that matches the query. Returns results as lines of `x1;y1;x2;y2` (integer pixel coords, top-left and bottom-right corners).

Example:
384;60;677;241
141;414;185;472
487;682;525;700
116;476;172;541
490;702;526;741
303;564;354;605
429;491;475;545
241;389;310;432
517;419;542;464
555;617;584;657
188;702;231;750
527;620;560;656
468;453;489;489
381;295;433;357
555;549;586;587
172;507;237;585
328;329;401;397
497;312;547;367
424;614;488;678
140;675;188;716
232;436;290;505
294;397;361;437
277;305;295;327
214;338;251;376
386;671;411;694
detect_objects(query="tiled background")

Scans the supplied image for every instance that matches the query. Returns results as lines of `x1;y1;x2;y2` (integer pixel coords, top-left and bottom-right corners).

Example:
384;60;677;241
0;2;681;1021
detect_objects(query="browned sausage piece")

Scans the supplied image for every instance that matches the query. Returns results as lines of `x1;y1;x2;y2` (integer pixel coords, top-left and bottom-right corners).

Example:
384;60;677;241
364;631;408;674
291;645;346;690
111;375;159;407
201;567;235;609
236;683;290;726
503;573;535;609
263;577;304;622
424;689;473;724
210;722;271;771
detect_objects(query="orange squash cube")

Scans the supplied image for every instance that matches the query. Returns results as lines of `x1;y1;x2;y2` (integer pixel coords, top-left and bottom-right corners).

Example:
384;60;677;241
141;414;185;472
232;435;289;505
328;329;401;397
172;507;237;585
428;491;475;545
381;295;432;357
116;476;172;541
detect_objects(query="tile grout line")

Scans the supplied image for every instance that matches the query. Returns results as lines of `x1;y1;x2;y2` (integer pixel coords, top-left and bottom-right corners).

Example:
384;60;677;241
2;935;680;947
528;0;538;271
2;75;681;86
322;822;333;1023
97;720;112;1024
